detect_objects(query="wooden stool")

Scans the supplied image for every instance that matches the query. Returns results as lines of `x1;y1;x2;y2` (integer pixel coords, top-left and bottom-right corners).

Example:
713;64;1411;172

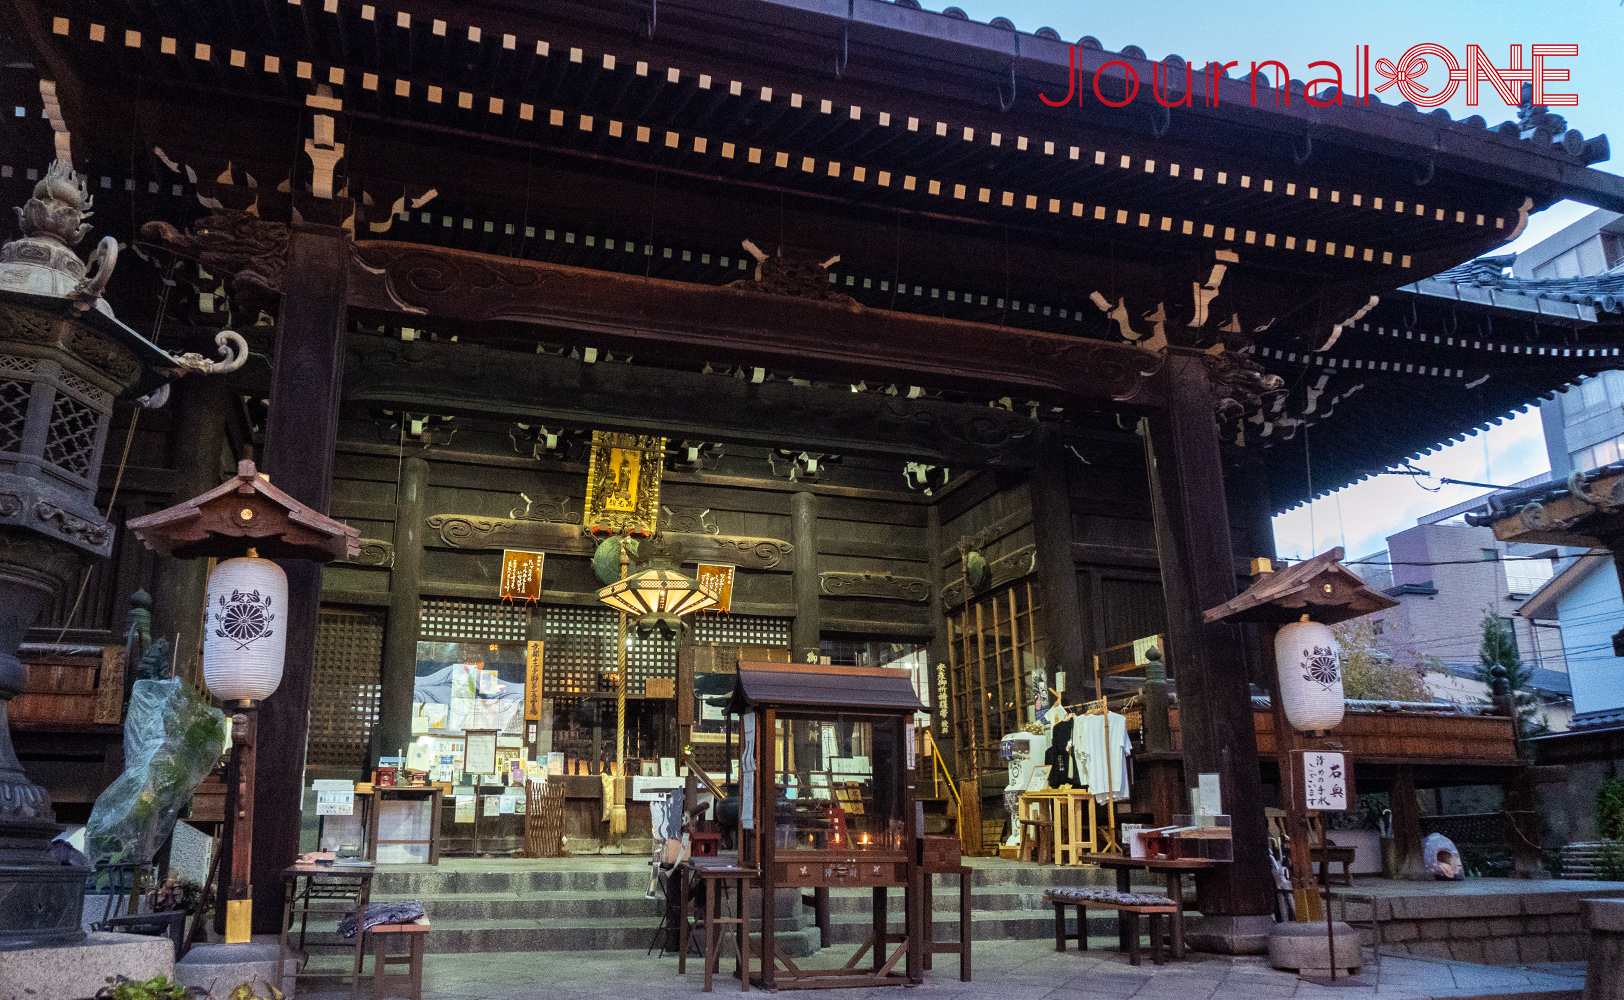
1018;818;1054;865
369;918;430;1000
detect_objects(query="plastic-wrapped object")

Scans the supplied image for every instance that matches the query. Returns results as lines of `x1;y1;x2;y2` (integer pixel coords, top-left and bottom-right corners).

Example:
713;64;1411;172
85;678;228;868
1423;831;1466;880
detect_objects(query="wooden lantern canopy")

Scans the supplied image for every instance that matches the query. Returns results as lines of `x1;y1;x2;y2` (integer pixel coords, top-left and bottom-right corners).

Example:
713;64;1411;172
1204;547;1395;923
127;458;361;563
128;458;358;942
727;661;927;989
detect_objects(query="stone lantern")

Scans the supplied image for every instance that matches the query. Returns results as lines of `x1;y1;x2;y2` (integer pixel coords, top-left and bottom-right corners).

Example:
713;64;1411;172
0;160;246;948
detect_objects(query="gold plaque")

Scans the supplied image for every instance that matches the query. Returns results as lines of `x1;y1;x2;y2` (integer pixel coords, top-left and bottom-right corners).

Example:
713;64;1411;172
583;431;665;535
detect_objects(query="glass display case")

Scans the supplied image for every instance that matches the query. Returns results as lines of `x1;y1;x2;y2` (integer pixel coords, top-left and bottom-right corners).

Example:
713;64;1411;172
727;661;927;989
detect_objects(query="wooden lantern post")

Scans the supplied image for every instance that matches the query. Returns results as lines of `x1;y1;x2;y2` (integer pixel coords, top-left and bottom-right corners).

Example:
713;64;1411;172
1203;547;1395;922
129;459;359;941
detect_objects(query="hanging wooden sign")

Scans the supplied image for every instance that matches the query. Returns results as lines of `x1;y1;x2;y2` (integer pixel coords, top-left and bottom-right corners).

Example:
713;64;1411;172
1291;749;1352;812
583;431;665;536
694;563;736;613
525;641;545;721
500;549;545;603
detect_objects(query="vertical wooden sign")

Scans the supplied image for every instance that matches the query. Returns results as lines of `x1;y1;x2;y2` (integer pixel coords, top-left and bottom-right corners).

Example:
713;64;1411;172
500;549;545;603
1291;749;1351;812
525;641;545;721
694;563;735;613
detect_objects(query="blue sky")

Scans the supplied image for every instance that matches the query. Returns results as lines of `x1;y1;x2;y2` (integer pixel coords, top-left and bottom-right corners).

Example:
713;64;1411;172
952;0;1624;560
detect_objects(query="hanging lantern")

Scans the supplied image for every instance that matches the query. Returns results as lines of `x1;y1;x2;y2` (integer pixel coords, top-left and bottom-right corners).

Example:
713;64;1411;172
596;553;718;635
1274;618;1344;733
202;554;289;704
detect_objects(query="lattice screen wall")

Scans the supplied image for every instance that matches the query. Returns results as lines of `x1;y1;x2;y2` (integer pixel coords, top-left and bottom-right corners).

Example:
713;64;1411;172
418;599;530;642
307;608;385;773
542;605;676;697
691;613;791;647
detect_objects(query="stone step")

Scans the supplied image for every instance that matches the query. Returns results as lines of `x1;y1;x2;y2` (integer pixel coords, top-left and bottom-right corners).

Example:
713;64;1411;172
368;883;1108;922
369;862;1121;897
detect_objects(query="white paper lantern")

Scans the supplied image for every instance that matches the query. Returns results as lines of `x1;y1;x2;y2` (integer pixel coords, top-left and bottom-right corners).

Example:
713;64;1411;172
203;555;288;703
1275;619;1345;733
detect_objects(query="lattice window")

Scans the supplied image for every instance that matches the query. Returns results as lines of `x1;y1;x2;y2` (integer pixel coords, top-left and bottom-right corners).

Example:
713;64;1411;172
691;613;791;647
55;369;109;406
418;598;529;642
947;581;1045;783
541;604;676;697
308;608;385;774
0;380;30;453
43;391;100;478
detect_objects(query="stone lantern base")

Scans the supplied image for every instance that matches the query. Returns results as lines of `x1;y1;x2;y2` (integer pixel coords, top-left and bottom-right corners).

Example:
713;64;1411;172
0;534;91;950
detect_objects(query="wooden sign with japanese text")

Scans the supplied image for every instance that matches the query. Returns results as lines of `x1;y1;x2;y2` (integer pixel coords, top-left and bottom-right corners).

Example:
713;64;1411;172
525;641;545;720
500;549;544;603
694;563;735;613
1293;750;1351;812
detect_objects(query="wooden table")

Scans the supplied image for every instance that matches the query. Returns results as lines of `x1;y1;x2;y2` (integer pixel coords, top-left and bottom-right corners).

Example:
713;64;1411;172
365;786;444;865
1076;853;1219;959
1016;789;1097;865
679;857;758;992
276;861;375;1000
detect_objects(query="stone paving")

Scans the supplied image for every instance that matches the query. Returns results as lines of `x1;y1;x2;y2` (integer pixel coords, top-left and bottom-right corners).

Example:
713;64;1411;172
295;939;1588;1000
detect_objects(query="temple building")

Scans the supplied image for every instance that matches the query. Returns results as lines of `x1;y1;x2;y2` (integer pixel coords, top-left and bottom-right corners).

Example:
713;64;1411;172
3;0;1623;958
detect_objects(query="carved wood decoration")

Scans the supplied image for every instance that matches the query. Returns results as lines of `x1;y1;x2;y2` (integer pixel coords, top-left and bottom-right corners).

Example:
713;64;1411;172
423;514;794;571
942;543;1037;610
511;493;581;523
660;505;717;534
582;431;664;536
350;539;394;568
138;210;290;315
345;334;1038;468
819;571;930;602
346;242;1164;408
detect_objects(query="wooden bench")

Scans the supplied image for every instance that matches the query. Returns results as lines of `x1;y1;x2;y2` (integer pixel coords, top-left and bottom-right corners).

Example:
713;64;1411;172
368;918;430;1000
1044;892;1178;967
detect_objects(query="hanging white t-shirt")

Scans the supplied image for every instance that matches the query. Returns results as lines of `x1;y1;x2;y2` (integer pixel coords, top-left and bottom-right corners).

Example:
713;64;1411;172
1071;712;1131;803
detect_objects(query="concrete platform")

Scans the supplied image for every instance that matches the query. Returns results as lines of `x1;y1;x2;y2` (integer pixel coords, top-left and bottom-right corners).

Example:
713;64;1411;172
0;932;174;1000
290;938;1588;1000
1328;876;1624;966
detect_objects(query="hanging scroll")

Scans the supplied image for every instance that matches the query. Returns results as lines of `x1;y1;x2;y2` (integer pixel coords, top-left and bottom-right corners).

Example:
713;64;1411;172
500;549;545;603
583;431;665;536
694;563;736;613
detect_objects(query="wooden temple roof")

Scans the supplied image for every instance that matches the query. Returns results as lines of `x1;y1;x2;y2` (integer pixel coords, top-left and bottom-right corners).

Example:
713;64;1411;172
3;0;1624;509
729;659;928;713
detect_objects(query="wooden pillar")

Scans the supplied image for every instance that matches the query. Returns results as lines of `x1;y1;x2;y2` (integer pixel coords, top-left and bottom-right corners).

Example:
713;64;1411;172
926;505;951;737
251;220;351;934
791;492;820;663
1143;350;1274;953
1030;426;1087;698
1389;764;1425;879
375;456;428;761
150;375;232;684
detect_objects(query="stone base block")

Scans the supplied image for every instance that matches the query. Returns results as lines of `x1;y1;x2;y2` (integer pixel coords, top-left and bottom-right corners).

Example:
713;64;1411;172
1186;913;1273;955
0;932;174;1000
1584;898;1624;1000
1267;921;1362;976
175;937;299;1000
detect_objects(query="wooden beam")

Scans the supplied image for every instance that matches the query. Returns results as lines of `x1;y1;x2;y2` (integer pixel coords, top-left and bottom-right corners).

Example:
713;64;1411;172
344;333;1039;469
421;514;795;571
374;456;426;760
252;219;351;935
791;492;820;662
347;241;1164;409
1144;350;1275;950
